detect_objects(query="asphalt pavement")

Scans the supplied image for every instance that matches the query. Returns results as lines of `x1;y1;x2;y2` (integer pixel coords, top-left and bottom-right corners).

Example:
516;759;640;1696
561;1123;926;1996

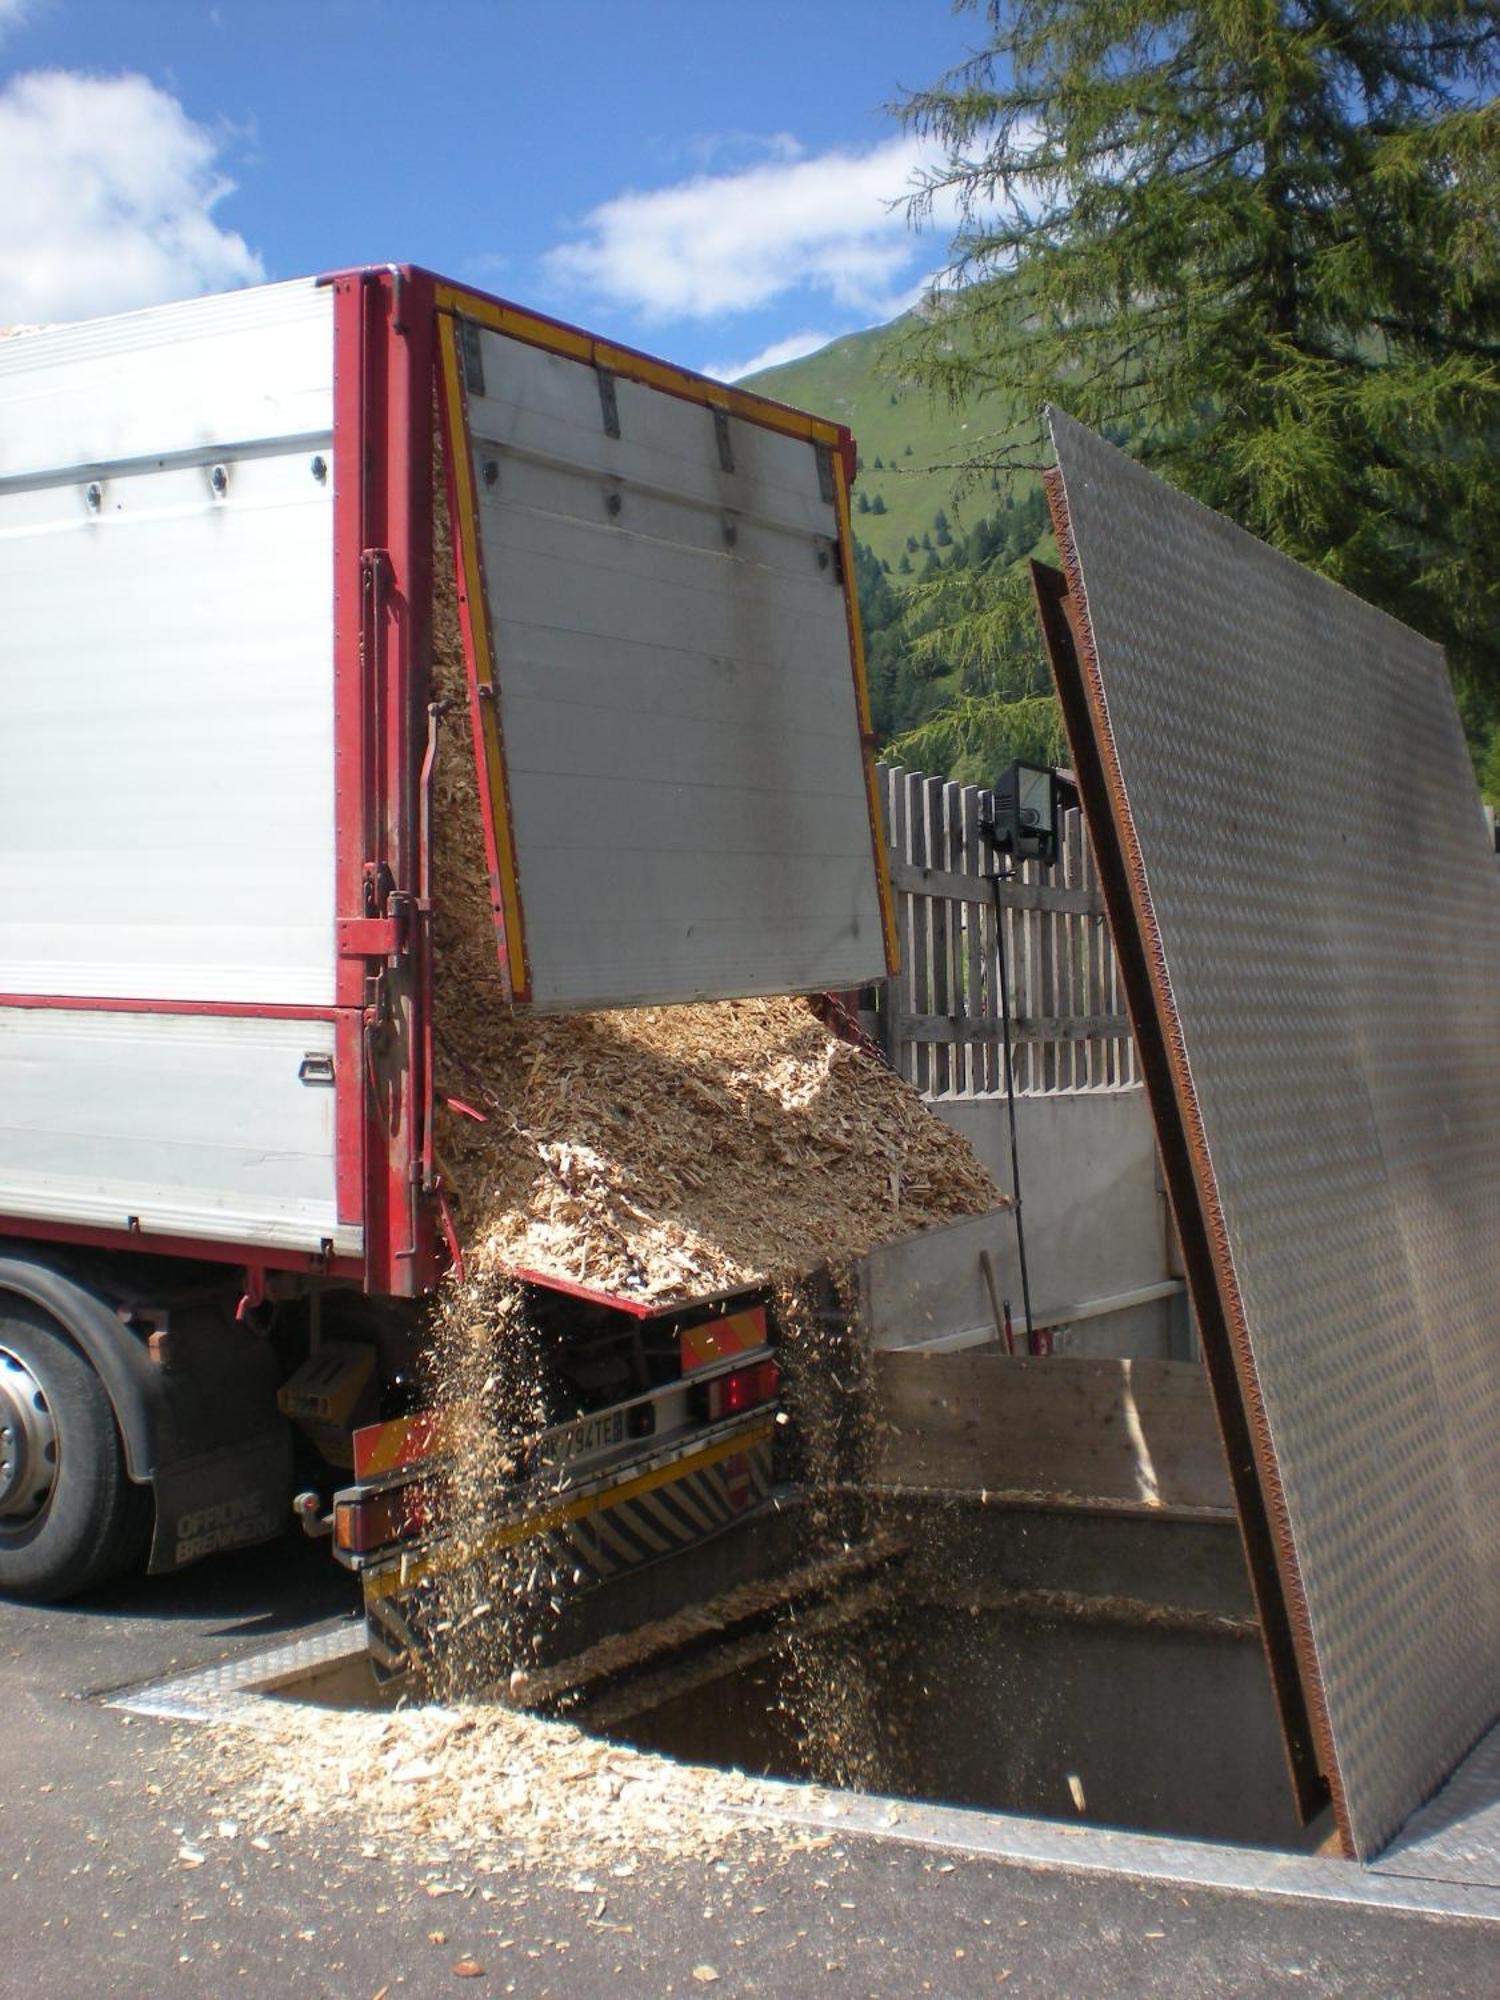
1;1535;1496;1998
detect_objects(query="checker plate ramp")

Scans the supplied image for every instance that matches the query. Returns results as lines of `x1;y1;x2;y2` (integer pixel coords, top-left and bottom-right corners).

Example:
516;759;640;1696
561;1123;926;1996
1038;409;1500;1861
1371;1718;1500;1889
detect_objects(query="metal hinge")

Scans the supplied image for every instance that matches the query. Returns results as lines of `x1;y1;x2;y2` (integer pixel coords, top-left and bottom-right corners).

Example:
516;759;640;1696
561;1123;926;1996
365;967;395;1035
596;366;621;439
713;408;734;473
459;318;485;396
338;908;409;960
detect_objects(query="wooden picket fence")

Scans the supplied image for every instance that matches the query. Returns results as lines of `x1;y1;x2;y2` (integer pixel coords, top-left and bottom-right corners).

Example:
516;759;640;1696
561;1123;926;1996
874;763;1138;1098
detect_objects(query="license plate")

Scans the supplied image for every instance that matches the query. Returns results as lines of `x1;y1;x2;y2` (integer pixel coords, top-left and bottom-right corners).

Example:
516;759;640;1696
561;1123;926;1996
554;1408;626;1465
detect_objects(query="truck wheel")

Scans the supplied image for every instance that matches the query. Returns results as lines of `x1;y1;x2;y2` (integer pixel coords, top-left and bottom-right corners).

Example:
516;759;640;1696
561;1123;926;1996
0;1305;150;1600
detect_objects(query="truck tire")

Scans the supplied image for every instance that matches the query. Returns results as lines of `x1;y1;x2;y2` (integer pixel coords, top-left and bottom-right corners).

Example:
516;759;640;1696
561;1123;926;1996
0;1303;151;1600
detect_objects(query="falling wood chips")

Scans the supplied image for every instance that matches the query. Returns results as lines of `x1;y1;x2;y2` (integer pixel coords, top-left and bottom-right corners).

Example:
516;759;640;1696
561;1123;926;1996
174;490;987;1888
430;495;1003;1304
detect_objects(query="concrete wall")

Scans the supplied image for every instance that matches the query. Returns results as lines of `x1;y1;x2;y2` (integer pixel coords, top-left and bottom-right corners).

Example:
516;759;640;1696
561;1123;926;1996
861;1086;1190;1359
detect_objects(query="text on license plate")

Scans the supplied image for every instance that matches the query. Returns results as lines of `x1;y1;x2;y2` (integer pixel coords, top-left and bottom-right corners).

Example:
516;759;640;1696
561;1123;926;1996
560;1409;626;1462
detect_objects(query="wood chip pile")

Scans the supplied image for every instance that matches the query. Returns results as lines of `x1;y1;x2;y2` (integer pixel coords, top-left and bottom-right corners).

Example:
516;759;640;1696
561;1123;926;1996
188;1540;915;1893
430;496;1003;1305
200;1696;785;1884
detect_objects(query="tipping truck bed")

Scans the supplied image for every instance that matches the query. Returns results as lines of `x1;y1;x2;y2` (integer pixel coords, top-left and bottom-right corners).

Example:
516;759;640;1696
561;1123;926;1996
0;267;896;1297
0;266;965;1616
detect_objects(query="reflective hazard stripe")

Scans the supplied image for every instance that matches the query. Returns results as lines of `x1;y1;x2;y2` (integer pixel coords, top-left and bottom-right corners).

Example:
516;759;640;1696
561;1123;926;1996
680;1305;769;1374
353;1407;458;1481
363;1418;774;1604
363;1433;774;1678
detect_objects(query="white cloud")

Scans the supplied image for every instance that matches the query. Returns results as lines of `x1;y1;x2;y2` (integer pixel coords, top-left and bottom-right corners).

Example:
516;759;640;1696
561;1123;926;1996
543;132;954;326
703;328;839;384
680;129;805;172
0;1;32;39
0;70;264;324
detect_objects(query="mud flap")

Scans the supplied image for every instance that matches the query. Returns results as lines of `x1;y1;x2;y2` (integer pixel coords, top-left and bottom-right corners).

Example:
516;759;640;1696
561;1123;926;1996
148;1429;294;1572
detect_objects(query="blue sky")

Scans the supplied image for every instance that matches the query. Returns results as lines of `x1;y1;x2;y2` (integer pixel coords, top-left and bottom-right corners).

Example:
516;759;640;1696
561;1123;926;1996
0;0;982;377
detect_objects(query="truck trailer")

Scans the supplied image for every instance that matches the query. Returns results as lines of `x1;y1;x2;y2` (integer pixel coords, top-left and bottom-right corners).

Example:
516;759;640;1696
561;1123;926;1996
0;265;907;1655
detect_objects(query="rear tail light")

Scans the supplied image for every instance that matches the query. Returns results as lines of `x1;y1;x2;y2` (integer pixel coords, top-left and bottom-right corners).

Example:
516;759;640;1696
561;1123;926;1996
702;1358;779;1422
334;1480;434;1557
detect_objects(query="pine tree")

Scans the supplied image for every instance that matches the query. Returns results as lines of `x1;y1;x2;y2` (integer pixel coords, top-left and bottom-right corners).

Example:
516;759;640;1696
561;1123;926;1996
897;0;1500;773
853;538;906;734
872;493;889;514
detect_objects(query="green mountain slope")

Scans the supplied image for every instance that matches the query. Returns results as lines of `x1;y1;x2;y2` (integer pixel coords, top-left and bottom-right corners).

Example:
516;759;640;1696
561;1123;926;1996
745;314;1058;778
740;317;1030;570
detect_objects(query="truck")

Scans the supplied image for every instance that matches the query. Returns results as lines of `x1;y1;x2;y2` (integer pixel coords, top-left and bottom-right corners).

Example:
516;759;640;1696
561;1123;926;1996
0;265;906;1666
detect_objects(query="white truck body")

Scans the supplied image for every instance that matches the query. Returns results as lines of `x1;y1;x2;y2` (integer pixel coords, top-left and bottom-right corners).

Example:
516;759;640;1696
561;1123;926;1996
0;271;892;1282
0;282;345;1259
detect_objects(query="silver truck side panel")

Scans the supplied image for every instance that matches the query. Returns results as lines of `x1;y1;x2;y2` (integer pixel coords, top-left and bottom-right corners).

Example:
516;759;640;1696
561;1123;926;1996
0;281;347;1257
0;280;334;477
463;328;886;1011
0;1010;352;1254
0;446;335;1004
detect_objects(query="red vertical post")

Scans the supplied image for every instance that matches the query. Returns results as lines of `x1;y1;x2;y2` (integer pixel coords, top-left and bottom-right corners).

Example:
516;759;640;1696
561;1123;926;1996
329;267;439;1299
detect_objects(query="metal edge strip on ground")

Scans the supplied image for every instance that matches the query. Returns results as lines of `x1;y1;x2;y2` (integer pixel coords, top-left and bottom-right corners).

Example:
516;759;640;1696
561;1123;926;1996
1028;536;1335;1846
434;307;531;1001
102;1617;369;1724
732;1783;1500;1926
102;1617;1500;1923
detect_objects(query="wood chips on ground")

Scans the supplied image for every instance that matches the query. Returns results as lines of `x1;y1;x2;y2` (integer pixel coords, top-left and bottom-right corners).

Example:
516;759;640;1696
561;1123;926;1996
196;1696;787;1884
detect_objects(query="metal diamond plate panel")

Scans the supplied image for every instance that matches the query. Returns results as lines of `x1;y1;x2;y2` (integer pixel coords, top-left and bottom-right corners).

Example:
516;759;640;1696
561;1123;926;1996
1372;1718;1500;1889
1042;408;1500;1860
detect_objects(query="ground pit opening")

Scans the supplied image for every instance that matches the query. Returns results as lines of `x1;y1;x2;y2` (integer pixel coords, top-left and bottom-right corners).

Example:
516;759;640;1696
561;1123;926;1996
233;1493;1324;1859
